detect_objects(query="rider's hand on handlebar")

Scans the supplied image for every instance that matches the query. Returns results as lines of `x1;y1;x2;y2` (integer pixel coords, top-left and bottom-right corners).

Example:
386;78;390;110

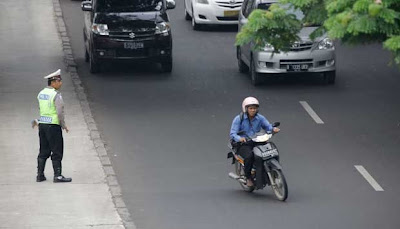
273;127;280;133
239;137;247;143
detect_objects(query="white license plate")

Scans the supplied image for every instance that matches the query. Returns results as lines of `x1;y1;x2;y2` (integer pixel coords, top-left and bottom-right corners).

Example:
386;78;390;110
124;42;144;49
287;64;308;71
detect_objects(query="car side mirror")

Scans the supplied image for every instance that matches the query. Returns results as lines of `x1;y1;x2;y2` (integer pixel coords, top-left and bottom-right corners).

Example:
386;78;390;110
273;122;280;127
81;1;92;11
166;0;176;10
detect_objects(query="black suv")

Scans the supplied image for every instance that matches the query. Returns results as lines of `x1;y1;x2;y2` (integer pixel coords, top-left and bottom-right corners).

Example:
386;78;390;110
81;0;175;73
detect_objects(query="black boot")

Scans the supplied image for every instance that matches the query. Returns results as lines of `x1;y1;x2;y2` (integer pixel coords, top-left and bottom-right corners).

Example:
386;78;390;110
52;160;72;183
36;158;47;182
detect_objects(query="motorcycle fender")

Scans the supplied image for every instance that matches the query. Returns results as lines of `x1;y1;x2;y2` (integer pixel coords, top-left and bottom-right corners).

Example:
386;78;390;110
253;146;264;158
267;159;282;170
253;142;279;159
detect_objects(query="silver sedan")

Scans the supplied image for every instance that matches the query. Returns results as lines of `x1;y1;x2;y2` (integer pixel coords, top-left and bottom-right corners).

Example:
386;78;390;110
237;0;336;85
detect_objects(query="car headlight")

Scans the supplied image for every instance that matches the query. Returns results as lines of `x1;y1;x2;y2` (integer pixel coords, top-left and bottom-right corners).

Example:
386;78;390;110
263;43;274;52
92;23;109;36
156;22;170;35
317;38;334;50
196;0;209;4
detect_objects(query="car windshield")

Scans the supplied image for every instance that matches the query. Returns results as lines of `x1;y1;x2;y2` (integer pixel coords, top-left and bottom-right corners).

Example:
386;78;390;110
257;3;272;10
96;0;164;12
257;3;322;28
280;4;321;27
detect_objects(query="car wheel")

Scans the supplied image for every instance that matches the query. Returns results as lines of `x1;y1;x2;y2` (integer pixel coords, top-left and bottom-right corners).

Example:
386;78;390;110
89;50;100;74
324;71;336;84
250;57;262;86
191;7;201;30
237;47;249;73
160;56;173;73
184;1;191;20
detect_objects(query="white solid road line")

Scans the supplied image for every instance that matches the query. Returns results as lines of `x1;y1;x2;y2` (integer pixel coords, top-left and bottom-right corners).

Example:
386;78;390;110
354;165;384;191
299;101;324;124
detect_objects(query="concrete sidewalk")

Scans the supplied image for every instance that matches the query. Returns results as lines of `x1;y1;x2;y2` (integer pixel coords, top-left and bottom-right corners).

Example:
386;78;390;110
0;0;131;228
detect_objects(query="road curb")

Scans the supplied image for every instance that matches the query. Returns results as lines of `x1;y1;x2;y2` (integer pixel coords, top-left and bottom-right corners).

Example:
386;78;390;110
51;1;136;228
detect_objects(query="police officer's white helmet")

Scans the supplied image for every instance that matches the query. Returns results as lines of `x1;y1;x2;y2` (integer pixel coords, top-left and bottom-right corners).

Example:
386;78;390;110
44;69;62;81
242;97;259;112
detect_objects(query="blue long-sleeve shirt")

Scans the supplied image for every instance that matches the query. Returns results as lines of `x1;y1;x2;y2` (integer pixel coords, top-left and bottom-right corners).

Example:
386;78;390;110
230;113;273;142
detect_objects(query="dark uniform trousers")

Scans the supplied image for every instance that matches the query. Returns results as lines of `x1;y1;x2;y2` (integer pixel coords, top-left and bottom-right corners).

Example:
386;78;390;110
38;124;63;162
237;144;265;189
37;123;71;182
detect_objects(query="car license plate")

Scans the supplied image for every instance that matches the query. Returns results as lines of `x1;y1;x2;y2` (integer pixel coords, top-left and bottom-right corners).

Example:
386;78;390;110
287;64;309;71
224;10;239;17
124;42;144;49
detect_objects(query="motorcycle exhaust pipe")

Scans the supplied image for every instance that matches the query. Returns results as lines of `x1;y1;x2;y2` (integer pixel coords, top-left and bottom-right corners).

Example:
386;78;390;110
228;172;240;180
229;172;247;184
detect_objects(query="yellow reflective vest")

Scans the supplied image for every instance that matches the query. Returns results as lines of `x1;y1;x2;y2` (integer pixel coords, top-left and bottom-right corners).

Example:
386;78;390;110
37;87;59;125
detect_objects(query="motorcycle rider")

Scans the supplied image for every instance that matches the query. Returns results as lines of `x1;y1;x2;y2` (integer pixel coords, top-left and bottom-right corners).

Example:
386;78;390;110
230;97;280;189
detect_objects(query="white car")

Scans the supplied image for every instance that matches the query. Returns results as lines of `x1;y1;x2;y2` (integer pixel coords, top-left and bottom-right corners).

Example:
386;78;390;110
237;0;336;85
184;0;243;30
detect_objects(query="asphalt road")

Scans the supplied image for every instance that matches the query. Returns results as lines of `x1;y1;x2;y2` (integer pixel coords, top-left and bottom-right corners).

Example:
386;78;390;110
60;1;400;228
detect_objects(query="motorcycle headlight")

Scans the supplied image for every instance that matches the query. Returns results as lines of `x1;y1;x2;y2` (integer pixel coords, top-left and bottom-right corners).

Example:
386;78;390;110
252;134;271;142
317;38;334;50
196;0;209;4
92;23;109;36
156;22;170;35
263;43;274;52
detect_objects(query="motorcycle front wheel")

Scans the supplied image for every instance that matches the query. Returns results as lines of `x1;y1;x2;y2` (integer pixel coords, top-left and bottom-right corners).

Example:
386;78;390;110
235;161;255;192
271;169;288;201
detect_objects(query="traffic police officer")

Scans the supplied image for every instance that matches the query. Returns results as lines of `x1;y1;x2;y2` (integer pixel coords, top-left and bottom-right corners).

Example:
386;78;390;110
36;69;72;183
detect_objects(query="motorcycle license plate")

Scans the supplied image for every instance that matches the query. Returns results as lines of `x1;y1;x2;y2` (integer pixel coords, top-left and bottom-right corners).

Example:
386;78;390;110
261;143;278;157
261;149;278;158
124;42;144;49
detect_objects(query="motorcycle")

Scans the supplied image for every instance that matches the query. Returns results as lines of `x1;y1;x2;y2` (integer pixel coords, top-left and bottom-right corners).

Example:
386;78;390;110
227;122;288;201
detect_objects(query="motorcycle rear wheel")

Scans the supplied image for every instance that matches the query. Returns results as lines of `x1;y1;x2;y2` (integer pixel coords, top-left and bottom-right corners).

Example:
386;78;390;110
235;161;255;192
271;169;288;201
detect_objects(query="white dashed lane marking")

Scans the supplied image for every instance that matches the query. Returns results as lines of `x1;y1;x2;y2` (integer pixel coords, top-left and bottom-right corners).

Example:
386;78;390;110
355;165;384;191
299;101;324;124
299;102;384;191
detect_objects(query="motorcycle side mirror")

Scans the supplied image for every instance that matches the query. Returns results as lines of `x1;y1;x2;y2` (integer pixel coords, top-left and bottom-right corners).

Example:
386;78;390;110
273;122;280;127
237;130;246;135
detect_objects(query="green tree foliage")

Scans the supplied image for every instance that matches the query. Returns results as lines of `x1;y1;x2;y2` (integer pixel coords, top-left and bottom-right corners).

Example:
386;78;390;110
236;4;302;52
236;0;400;66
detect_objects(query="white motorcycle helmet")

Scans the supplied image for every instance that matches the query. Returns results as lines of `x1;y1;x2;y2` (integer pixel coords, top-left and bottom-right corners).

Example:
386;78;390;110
242;97;259;113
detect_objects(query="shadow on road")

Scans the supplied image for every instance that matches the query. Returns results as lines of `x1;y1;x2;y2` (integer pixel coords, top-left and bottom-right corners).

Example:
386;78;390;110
228;189;289;203
195;24;238;33
76;59;173;81
239;72;339;88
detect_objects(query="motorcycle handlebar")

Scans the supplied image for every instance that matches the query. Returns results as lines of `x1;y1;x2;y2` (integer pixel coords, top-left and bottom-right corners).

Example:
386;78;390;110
236;130;280;145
